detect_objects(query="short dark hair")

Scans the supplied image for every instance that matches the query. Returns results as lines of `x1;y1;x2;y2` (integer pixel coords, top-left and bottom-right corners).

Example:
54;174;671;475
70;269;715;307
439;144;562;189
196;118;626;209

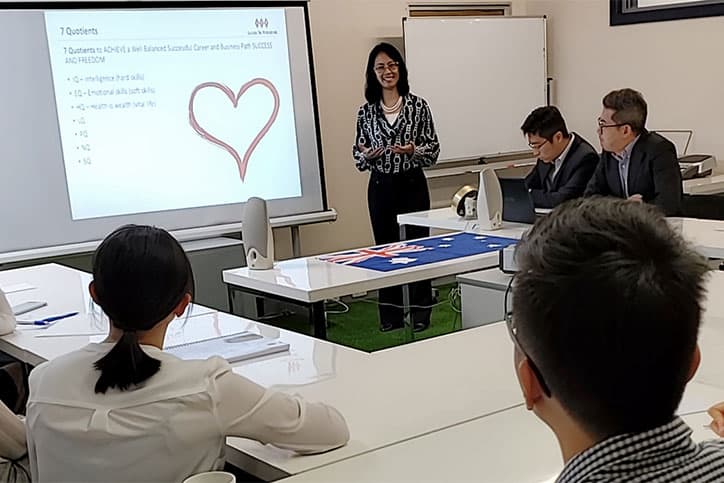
603;88;647;134
520;106;570;140
92;225;195;394
512;197;709;439
364;42;410;104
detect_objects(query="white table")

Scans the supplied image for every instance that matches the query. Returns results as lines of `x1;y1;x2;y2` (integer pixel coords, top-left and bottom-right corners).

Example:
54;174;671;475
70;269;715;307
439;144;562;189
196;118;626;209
669;217;724;259
398;207;530;240
229;322;522;479
276;269;724;483
0;263;524;481
278;382;724;483
222;236;508;340
7;264;724;482
399;208;724;259
684;172;724;195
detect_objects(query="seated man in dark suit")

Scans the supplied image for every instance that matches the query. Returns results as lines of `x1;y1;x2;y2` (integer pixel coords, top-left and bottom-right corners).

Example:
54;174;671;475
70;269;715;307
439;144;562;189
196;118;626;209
521;106;598;209
584;88;682;216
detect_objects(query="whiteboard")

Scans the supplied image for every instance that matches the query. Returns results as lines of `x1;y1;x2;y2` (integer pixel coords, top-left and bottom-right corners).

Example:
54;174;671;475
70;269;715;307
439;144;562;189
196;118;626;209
404;17;547;162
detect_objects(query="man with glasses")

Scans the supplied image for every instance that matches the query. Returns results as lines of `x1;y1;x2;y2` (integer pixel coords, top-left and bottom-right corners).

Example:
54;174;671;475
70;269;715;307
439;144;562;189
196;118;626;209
508;197;724;482
584;88;682;215
521;106;598;208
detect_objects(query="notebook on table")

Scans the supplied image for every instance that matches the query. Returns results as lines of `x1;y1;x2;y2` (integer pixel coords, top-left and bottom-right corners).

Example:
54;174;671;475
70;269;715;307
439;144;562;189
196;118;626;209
166;331;289;363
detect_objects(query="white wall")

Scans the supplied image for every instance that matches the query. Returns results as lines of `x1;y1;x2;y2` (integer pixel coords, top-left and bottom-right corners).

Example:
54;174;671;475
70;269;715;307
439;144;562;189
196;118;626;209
525;0;724;159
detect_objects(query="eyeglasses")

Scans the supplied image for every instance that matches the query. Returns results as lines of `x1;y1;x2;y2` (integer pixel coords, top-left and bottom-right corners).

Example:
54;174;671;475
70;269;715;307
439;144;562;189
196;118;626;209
504;277;552;397
597;119;626;132
528;139;549;150
505;312;552;397
374;61;399;74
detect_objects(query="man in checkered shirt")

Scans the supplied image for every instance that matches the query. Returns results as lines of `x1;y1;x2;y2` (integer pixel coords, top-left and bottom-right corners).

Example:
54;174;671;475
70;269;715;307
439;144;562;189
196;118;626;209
507;197;724;482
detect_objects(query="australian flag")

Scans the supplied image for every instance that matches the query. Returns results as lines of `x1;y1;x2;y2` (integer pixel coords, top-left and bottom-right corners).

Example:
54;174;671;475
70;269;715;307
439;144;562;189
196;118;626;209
319;232;518;272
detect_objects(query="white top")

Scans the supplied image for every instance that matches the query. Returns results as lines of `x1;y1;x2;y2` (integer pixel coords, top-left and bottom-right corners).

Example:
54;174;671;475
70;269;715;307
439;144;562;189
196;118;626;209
27;343;349;483
0;289;16;336
551;133;575;182
384;111;399;125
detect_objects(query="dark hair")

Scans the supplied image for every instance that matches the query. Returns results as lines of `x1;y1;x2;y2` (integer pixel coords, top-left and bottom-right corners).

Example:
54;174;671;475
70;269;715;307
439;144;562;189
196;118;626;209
520;106;570;140
603;88;647;134
92;225;194;394
512;197;709;439
364;42;410;104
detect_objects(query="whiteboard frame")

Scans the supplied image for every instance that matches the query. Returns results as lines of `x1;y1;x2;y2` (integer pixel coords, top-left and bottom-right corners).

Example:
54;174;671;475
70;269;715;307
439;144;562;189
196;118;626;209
402;15;548;163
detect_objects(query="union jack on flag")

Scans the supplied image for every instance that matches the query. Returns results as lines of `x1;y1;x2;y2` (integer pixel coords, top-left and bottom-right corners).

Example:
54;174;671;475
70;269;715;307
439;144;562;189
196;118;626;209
319;242;429;265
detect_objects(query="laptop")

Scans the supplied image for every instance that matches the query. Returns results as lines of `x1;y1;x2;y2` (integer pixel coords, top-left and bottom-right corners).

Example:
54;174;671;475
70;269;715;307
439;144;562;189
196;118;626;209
498;177;537;224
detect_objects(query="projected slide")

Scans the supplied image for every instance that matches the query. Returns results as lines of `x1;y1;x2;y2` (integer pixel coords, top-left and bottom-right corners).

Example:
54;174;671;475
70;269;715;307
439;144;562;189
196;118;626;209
44;9;301;220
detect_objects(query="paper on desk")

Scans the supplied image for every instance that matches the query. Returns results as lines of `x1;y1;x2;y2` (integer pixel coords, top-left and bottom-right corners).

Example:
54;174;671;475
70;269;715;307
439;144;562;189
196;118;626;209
0;283;35;294
31;306;222;339
34;313;108;338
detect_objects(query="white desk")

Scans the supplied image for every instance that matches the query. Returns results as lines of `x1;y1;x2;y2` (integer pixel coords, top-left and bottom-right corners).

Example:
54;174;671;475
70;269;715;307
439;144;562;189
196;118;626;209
0;263;524;481
7;264;724;482
398;207;530;240
229;323;522;479
684;173;724;195
400;208;724;259
669;217;724;259
279;382;724;483
222;237;506;340
277;270;724;483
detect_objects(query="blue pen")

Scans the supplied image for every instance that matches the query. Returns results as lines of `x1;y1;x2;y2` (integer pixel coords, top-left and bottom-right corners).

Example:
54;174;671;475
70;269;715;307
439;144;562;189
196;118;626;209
17;312;79;326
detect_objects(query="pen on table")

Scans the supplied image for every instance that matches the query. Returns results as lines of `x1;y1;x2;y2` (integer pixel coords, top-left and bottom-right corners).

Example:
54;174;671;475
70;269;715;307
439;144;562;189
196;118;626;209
17;312;79;326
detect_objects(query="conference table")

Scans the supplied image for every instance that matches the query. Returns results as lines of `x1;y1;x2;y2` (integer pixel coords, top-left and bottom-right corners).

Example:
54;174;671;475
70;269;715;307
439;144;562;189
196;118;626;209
398;207;724;258
279;270;724;482
279;396;724;483
222;224;527;341
0;263;524;481
3;263;724;482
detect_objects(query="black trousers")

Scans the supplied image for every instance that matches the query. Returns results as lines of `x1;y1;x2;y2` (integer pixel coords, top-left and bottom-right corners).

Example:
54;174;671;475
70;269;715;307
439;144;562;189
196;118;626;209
367;168;433;326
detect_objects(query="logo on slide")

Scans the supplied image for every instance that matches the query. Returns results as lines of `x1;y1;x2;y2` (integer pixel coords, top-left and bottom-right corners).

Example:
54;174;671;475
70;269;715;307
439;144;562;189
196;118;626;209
255;18;269;29
188;79;280;182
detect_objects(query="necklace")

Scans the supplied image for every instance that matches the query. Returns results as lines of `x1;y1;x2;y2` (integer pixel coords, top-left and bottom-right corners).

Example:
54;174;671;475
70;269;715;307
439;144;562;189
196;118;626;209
381;95;402;114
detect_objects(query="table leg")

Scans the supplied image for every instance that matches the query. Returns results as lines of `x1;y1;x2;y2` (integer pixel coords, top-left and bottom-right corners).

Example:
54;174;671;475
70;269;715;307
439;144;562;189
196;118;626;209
402;283;414;343
227;286;236;314
291;225;301;258
310;301;328;339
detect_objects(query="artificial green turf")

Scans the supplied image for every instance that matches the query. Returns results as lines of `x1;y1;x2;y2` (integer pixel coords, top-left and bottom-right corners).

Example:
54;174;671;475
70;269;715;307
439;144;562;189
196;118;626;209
271;284;461;352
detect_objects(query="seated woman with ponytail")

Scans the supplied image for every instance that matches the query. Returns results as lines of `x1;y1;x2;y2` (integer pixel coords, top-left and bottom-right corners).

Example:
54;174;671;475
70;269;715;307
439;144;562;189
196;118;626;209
26;225;349;483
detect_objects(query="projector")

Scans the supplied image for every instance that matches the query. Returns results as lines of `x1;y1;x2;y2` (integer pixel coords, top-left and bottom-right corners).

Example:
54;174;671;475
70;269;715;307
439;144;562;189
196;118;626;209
678;154;716;180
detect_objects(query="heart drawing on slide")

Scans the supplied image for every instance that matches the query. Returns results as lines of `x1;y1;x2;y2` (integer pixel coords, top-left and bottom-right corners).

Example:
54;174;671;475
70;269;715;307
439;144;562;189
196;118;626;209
188;78;280;181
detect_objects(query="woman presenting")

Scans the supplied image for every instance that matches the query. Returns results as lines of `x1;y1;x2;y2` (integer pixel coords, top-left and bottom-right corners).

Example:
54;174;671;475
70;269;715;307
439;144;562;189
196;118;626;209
352;42;440;333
